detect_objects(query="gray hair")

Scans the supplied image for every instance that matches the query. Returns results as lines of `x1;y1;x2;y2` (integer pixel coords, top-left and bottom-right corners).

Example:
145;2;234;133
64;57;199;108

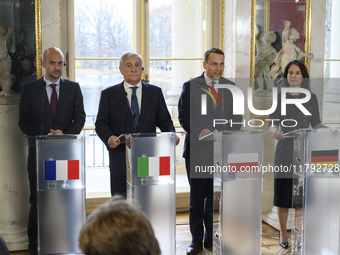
119;51;143;68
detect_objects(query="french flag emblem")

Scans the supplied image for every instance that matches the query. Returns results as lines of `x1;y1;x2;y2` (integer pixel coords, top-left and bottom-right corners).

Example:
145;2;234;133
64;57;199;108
44;160;80;181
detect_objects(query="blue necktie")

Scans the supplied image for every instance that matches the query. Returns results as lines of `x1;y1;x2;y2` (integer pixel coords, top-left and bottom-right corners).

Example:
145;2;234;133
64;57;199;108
130;86;139;125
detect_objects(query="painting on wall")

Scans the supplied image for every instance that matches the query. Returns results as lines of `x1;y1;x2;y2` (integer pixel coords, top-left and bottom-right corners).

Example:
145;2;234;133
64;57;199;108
0;0;37;96
251;0;311;117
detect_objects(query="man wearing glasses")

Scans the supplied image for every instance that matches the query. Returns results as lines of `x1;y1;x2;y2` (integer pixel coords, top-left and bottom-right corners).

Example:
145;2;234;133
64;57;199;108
19;47;85;255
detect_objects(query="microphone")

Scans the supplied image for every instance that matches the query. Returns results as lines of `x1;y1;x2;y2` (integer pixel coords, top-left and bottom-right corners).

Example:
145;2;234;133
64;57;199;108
40;82;46;136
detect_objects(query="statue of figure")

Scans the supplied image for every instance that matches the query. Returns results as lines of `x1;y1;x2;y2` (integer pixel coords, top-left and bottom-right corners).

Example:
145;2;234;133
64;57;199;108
0;22;13;97
255;26;277;91
270;20;314;80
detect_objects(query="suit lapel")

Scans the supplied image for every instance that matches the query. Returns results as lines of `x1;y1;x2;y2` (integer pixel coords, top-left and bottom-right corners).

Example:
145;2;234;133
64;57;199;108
55;78;67;121
38;78;54;120
114;82;135;123
139;82;152;127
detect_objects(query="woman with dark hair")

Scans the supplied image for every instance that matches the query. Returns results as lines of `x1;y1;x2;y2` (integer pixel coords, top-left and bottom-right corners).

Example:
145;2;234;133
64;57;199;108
269;60;327;249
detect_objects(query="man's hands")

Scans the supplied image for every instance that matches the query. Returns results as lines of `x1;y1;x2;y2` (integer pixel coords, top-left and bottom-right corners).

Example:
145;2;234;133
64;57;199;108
198;129;211;140
273;129;284;140
108;136;121;148
175;136;180;146
50;129;63;135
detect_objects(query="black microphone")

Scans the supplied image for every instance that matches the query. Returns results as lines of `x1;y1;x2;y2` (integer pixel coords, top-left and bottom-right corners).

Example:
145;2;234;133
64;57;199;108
40;82;46;136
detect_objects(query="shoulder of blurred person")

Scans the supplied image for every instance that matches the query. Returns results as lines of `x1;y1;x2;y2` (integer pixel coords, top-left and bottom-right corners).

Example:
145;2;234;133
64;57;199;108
0;236;10;255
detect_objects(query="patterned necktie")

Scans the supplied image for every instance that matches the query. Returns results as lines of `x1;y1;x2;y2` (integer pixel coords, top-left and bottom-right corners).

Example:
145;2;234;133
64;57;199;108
130;86;139;125
50;84;58;118
211;80;216;111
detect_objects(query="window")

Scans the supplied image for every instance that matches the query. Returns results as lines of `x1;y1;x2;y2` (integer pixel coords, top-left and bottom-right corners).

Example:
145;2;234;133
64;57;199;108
72;0;209;196
323;0;340;122
74;0;133;125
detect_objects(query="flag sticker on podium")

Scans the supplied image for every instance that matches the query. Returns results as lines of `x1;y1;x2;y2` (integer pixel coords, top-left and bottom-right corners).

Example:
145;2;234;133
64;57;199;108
311;150;339;169
137;156;170;177
44;160;80;181
227;153;259;172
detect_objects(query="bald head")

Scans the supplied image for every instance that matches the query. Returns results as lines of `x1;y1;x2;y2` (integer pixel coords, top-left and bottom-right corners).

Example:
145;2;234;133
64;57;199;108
43;47;64;62
42;47;65;83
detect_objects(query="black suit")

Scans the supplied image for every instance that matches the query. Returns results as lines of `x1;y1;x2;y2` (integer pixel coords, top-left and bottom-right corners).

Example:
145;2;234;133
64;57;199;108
19;77;85;135
18;77;85;255
178;73;242;244
95;81;175;195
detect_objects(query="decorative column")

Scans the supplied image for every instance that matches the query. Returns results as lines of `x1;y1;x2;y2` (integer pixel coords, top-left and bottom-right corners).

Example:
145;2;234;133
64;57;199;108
169;0;202;124
0;94;29;251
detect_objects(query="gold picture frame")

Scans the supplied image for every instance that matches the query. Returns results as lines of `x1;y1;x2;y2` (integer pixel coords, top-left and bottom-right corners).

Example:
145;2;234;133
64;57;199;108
35;0;42;79
0;0;41;90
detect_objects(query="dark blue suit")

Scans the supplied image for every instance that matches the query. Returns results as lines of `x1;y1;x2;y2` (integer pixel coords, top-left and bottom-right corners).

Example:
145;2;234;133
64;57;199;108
19;77;86;255
178;73;242;243
95;81;175;195
19;77;85;135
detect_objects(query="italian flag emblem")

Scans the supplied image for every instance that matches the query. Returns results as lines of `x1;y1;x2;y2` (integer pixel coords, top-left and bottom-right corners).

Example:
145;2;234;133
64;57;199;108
137;156;170;177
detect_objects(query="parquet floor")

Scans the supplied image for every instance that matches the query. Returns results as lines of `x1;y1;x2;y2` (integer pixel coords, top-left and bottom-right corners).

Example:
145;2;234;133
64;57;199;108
10;212;292;255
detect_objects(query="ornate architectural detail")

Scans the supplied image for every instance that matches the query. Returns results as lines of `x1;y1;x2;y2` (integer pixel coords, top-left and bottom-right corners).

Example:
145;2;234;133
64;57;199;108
35;0;42;79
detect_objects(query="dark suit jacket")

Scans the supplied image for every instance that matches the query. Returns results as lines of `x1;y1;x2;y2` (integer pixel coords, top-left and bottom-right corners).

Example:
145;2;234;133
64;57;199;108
178;73;242;163
19;77;86;136
95;81;175;176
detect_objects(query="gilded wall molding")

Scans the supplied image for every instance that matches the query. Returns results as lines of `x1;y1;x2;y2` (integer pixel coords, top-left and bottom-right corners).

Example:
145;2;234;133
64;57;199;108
250;0;256;80
264;0;270;33
221;0;225;53
35;0;42;79
59;0;61;50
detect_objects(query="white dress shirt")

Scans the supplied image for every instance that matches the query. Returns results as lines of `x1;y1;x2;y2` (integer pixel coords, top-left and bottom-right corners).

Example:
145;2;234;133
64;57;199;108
204;72;219;92
44;76;60;104
124;80;142;114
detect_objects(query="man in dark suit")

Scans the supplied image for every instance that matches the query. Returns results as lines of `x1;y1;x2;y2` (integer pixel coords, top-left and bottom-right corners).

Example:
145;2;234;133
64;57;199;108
178;48;242;254
19;47;86;255
95;51;179;196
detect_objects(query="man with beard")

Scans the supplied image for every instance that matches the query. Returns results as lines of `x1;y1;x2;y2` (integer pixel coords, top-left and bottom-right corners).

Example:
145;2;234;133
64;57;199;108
19;47;85;255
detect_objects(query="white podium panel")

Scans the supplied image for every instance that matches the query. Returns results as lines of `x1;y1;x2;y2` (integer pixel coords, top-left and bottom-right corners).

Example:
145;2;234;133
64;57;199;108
292;129;340;255
36;135;86;255
126;133;176;255
214;131;264;255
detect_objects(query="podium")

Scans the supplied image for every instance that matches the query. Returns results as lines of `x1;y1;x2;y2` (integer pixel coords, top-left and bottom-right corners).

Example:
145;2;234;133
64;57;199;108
35;135;86;255
291;129;340;254
213;131;265;255
125;133;176;255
